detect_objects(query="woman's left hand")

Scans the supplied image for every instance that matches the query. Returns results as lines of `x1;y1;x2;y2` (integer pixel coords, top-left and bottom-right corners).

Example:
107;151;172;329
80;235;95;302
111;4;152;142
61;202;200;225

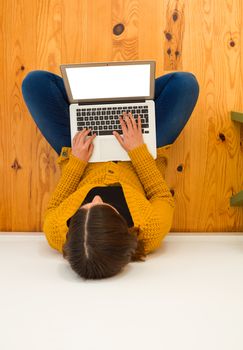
71;128;96;162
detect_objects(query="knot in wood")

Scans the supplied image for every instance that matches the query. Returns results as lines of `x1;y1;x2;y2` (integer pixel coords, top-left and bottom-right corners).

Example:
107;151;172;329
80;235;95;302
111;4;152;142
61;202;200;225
219;133;226;142
113;23;125;36
11;158;22;171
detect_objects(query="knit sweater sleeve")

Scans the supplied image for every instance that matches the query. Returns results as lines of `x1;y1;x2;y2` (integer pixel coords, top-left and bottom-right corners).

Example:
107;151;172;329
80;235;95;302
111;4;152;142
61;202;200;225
43;153;88;219
127;143;175;254
139;201;174;255
127;143;175;206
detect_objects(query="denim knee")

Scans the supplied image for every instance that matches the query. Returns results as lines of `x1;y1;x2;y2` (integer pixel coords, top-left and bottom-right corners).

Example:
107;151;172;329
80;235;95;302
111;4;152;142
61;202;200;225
172;71;200;98
21;70;55;95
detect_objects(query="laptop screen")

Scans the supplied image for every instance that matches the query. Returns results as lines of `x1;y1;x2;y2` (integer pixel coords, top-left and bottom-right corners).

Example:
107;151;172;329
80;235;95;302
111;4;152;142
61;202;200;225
65;64;151;101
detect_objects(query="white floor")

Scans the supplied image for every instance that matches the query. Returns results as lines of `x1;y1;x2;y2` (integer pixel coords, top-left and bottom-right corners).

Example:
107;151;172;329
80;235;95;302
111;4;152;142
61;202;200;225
0;233;243;350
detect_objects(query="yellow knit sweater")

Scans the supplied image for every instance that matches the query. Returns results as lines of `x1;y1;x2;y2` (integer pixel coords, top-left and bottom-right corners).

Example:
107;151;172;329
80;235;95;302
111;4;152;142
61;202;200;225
42;143;175;255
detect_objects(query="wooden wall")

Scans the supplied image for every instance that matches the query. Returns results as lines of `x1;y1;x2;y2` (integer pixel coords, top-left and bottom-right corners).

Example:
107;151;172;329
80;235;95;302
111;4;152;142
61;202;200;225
0;0;242;232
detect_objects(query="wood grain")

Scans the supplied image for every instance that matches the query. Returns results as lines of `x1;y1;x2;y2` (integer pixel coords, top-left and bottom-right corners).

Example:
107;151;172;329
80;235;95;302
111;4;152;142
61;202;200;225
0;0;242;232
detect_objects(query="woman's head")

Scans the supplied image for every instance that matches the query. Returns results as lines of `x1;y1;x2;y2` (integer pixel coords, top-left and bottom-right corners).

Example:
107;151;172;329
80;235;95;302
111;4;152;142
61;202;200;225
62;196;146;280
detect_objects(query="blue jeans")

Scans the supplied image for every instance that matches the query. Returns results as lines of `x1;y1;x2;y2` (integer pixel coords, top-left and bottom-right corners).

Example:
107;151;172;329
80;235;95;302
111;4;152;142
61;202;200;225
21;70;200;155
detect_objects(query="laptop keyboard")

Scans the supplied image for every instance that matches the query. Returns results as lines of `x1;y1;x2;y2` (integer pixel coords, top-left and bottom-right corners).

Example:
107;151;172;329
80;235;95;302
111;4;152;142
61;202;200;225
75;105;149;136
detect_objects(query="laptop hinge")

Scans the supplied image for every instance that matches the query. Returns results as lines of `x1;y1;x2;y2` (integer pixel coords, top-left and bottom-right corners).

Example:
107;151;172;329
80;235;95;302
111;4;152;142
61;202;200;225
78;99;146;106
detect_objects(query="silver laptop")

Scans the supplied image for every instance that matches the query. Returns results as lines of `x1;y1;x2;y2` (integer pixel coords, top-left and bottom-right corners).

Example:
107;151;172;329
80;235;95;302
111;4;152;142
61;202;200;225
60;60;157;163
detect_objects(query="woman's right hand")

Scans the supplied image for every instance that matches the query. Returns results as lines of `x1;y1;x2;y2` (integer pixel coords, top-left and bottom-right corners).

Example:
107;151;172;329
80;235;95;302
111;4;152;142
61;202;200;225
113;112;144;152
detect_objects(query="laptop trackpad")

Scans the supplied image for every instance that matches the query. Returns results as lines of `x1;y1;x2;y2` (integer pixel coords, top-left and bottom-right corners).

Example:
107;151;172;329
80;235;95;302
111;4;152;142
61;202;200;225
99;139;123;161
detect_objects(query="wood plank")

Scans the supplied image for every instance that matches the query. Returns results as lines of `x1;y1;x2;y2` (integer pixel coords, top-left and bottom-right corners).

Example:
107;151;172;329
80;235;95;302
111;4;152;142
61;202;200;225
3;0;38;231
0;0;12;230
35;0;63;231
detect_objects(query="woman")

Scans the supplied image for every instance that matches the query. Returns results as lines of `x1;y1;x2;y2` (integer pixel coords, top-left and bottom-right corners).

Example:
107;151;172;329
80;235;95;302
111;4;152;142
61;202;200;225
21;70;200;280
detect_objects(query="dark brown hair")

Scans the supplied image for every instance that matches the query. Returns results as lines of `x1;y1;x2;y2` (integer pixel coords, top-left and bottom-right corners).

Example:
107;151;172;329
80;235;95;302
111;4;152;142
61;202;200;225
62;204;146;280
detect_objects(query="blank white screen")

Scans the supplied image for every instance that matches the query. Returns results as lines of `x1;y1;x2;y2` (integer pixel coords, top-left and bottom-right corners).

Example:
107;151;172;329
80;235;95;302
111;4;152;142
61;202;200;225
66;64;150;100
